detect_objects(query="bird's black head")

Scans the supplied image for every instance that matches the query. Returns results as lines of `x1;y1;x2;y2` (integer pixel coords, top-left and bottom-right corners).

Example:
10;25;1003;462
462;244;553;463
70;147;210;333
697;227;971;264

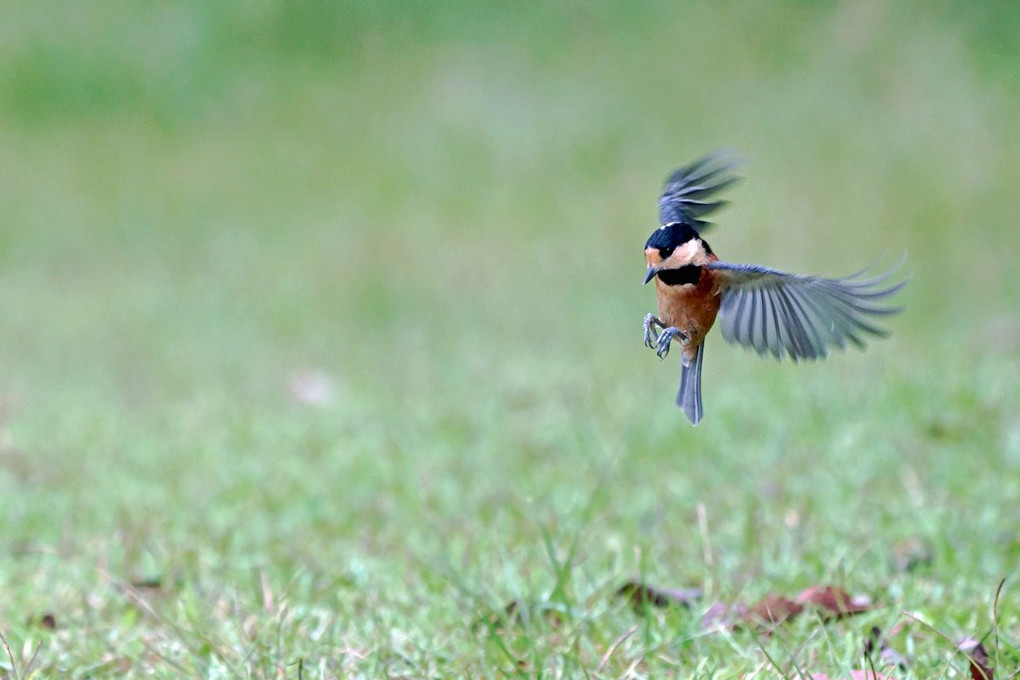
643;222;714;284
644;222;701;260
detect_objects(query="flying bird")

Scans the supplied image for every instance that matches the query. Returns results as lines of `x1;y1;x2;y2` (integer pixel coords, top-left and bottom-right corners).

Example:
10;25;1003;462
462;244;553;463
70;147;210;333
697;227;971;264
642;151;905;425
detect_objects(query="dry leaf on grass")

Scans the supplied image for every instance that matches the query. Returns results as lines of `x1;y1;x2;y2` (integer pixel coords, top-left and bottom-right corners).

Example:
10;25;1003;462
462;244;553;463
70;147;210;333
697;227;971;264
616;581;702;611
747;594;804;625
616;580;873;631
958;637;994;680
795;586;872;618
741;586;872;628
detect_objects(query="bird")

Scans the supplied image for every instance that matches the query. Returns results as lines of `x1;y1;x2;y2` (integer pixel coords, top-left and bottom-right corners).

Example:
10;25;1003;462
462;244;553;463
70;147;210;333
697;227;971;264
642;151;905;425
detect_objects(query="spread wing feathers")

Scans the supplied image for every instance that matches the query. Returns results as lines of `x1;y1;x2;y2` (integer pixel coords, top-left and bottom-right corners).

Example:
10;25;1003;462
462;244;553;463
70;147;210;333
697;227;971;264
708;260;906;361
658;150;744;231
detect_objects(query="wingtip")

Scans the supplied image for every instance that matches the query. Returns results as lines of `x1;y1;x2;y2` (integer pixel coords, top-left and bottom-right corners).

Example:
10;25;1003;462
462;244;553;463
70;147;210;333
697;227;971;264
698;146;750;169
664;148;748;185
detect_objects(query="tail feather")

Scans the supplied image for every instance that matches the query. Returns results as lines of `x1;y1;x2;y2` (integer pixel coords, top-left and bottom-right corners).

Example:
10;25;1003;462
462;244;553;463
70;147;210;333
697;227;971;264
677;343;704;425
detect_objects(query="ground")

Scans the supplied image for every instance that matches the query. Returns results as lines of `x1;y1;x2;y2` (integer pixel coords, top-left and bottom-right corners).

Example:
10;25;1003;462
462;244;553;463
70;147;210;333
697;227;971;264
0;2;1018;677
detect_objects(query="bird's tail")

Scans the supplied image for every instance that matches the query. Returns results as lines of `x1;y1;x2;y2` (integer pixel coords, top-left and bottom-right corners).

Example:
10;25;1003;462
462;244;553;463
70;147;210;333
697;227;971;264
676;343;704;425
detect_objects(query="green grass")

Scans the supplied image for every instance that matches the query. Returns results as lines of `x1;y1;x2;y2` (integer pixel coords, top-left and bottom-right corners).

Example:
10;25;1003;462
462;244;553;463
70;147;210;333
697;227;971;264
1;1;1019;677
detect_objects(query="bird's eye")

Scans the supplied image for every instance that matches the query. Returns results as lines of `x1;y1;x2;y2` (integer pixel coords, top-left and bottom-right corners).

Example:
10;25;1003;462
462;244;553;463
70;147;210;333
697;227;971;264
658;246;675;259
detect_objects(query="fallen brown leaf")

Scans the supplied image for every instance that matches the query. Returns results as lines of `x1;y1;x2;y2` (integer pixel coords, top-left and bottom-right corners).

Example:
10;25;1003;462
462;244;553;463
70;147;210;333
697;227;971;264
747;594;804;625
616;581;874;632
616;581;702;611
958;637;994;680
796;586;872;618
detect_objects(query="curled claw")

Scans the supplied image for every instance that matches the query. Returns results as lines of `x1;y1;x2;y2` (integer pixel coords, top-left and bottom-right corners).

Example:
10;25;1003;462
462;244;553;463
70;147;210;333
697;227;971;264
643;314;664;349
656;327;688;359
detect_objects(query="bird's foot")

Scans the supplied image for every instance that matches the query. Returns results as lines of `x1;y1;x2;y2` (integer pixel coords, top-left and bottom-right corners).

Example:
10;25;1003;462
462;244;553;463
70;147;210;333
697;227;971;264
643;314;664;349
656;327;688;359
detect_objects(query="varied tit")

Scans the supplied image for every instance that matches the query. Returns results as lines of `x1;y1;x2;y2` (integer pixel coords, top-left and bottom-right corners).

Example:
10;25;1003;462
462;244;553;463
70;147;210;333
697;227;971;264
642;151;905;425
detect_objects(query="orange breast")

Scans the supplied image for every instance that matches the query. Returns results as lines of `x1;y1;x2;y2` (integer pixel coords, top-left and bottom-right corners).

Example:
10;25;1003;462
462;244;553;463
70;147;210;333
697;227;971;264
655;268;721;357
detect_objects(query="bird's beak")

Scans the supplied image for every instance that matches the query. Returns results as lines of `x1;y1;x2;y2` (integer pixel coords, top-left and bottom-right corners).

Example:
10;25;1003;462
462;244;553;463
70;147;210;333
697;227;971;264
643;265;659;285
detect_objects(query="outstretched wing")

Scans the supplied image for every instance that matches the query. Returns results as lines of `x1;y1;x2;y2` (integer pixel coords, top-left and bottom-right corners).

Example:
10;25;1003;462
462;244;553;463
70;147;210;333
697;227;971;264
708;260;906;361
658;150;743;231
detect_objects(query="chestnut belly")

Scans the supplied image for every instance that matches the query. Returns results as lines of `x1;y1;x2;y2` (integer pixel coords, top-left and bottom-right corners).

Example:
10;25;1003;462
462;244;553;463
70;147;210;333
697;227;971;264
655;275;721;349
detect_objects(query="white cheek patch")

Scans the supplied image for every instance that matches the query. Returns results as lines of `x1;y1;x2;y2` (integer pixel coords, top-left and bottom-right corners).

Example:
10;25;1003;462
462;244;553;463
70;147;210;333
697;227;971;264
666;239;706;266
679;240;702;261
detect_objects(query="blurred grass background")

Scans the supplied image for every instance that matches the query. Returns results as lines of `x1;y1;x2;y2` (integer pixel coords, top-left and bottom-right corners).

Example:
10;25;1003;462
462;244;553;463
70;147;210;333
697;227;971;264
0;0;1018;676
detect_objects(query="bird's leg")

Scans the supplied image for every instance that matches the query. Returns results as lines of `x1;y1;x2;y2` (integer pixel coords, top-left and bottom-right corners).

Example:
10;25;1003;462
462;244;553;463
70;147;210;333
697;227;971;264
655;327;689;359
643;314;666;349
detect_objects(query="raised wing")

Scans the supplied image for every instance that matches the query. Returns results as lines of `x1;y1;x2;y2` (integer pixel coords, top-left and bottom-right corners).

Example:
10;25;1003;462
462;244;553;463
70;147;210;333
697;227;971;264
658;150;743;231
708;260;906;361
